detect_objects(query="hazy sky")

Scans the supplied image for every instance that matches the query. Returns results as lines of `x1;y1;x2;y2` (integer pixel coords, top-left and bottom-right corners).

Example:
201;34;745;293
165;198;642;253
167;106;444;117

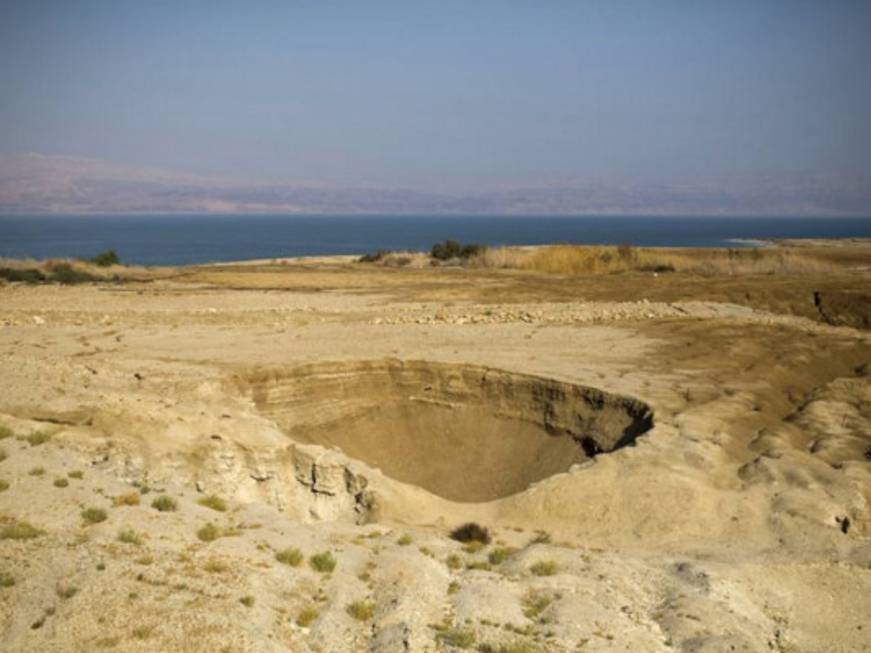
1;0;870;190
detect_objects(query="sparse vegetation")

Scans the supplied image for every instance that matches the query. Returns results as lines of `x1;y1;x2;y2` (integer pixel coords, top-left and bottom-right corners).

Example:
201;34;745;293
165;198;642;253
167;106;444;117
397;533;413;546
68;470;84;479
57;585;79;599
296;606;319;627
203;559;229;573
0;267;46;283
357;249;391;263
446;554;462;570
240;595;255;607
522;590;555;621
0;448;6;462
197;494;227;512
131;625;154;640
529;560;559;577
197;522;223;542
0;425;12;439
29;466;45;476
113;492;141;507
463;540;486;554
81;507;108;524
436;626;476;648
478;642;542;653
135;554;154;566
0;571;14;587
53;477;69;488
310;551;337;573
47;262;100;285
346;600;376;621
431;239;485;261
275;547;303;567
447;581;460;595
1;519;44;540
25;430;50;446
488;547;517;565
0;480;8;492
118;528;143;545
450;522;491;545
151;495;177;512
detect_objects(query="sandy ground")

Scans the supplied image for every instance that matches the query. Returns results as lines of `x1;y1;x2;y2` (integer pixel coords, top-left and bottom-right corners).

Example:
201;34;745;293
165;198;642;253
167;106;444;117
1;241;870;652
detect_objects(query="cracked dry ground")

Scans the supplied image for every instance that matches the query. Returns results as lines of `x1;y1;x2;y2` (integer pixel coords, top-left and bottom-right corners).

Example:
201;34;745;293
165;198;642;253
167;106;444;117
1;250;870;653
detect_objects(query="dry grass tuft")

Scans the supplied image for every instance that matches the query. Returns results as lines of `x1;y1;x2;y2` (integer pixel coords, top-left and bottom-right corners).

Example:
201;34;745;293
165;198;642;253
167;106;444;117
0;425;13;440
25;431;51;446
0;519;44;540
296;606;319;627
81;507;108;524
197;495;227;512
151;495;177;512
275;547;303;567
118;528;143;545
310;551;337;573
113;492;141;507
529;560;559;576
346;600;376;621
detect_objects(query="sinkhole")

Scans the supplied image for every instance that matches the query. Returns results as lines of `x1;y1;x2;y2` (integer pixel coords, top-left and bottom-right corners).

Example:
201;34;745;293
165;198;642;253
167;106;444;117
241;359;654;503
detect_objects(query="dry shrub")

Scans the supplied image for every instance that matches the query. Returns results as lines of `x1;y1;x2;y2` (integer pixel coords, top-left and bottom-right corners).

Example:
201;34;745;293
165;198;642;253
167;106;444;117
450;522;491;545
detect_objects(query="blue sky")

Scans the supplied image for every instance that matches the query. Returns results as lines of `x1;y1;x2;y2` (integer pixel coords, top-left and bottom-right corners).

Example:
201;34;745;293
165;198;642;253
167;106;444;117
1;0;870;190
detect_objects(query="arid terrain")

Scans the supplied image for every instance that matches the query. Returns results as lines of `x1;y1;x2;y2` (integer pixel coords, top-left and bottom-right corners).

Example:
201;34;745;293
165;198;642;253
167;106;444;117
1;240;870;653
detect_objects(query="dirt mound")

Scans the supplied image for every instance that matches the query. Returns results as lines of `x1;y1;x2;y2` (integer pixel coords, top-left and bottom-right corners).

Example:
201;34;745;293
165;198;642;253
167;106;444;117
240;359;653;502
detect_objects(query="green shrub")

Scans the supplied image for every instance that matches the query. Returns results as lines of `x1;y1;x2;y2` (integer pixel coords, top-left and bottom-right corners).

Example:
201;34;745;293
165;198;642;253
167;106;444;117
0;519;43;540
25;431;50;446
310;551;337;573
89;250;121;267
118;528;143;545
53;477;69;488
358;249;391;263
275;547;303;567
49;263;99;285
151;495;177;512
0;480;8;492
81;507;108;524
529;560;559;577
488;547;516;565
445;554;462;570
397;534;413;546
521;590;554;620
431;240;486;261
197;495;227;512
450;522;491;545
346;600;375;621
0;571;14;587
0;268;46;283
239;595;255;607
68;470;84;479
436;627;475;648
296;606;319;627
28;466;45;476
0;425;13;439
196;522;222;542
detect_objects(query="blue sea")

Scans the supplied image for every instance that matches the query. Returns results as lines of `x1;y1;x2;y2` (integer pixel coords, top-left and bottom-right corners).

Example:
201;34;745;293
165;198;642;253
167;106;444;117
1;214;870;266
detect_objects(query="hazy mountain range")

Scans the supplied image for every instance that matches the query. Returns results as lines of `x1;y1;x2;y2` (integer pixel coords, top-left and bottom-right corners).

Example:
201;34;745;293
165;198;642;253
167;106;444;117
1;152;868;216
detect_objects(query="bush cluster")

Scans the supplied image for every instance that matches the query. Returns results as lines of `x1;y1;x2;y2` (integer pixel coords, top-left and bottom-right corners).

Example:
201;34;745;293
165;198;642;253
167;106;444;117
430;240;485;261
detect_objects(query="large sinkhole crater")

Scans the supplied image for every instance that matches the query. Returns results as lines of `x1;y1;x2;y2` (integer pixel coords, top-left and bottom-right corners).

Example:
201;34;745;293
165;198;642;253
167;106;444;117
242;360;654;503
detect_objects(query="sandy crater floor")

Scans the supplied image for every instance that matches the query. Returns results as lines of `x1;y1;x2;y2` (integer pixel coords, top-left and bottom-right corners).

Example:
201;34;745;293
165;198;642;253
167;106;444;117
1;245;871;653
